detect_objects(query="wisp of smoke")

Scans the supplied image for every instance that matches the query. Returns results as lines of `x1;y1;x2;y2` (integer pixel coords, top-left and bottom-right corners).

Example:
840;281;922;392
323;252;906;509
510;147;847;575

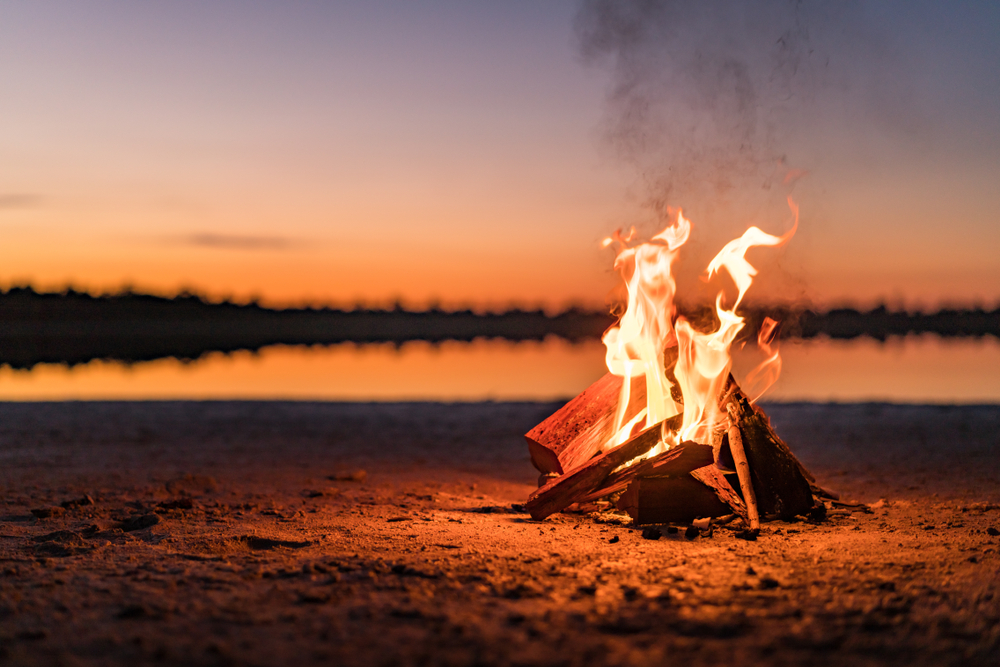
575;0;894;218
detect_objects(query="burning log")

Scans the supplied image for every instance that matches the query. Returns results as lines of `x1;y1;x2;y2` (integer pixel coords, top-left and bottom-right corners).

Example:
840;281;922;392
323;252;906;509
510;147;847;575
525;413;682;520
576;441;715;504
725;387;816;520
612;442;748;526
521;201;828;533
525;373;647;476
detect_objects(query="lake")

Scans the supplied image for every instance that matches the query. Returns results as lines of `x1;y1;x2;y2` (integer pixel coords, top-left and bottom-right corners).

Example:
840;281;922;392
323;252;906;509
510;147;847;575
0;335;996;403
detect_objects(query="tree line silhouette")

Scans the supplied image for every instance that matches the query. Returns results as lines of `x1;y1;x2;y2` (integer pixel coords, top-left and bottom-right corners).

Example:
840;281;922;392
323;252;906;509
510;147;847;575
0;286;996;369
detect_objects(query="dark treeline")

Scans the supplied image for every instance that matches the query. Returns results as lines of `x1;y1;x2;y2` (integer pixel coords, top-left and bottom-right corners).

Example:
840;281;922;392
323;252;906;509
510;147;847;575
0;287;612;369
680;304;1000;344
0;287;997;369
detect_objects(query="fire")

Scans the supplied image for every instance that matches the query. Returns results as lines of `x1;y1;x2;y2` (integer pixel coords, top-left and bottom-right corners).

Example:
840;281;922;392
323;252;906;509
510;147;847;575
602;198;799;452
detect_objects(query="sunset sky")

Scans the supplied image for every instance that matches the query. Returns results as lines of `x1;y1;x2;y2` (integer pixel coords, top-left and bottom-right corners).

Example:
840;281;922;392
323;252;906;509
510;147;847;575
1;1;998;310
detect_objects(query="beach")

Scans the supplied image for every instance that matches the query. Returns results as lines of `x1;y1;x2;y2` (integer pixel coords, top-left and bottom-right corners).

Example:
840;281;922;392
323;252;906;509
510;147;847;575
1;400;998;666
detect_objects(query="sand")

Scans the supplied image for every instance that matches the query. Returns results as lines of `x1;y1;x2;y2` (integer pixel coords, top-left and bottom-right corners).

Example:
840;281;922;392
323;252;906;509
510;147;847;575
0;400;998;666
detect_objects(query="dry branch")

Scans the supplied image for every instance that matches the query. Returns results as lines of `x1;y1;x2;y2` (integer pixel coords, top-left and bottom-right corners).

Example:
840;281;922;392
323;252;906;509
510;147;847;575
726;414;760;531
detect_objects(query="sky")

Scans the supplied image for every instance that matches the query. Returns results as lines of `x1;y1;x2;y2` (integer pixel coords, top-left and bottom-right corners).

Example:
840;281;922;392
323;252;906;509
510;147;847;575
1;0;998;310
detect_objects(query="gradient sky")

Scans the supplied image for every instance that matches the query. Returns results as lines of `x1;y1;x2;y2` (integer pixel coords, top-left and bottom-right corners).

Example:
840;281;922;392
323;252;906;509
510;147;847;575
1;1;998;309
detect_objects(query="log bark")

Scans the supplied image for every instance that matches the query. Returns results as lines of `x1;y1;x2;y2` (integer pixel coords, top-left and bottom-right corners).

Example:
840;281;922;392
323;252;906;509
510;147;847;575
726;415;760;531
525;413;682;520
617;473;734;526
575;442;714;504
525;373;646;475
727;388;815;519
690;465;748;524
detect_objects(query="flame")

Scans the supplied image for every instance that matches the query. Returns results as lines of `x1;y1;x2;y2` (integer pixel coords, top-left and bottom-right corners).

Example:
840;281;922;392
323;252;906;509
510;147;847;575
601;212;690;448
602;198;798;452
743;316;782;403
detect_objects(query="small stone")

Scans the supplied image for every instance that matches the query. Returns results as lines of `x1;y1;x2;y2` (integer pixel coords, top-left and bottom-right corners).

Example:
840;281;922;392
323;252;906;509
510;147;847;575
641;527;662;541
608;535;620;544
684;526;699;540
118;514;161;532
759;577;780;590
986;527;999;536
30;507;65;519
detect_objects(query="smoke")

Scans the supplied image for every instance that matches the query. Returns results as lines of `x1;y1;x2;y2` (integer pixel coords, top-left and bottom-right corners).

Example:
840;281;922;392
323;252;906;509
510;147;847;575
575;0;897;223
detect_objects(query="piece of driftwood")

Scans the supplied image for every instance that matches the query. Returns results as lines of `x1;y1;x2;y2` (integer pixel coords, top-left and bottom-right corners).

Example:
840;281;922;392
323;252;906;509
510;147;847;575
575;442;714;505
726;413;760;531
525;413;683;520
525;373;647;475
727;388;815;519
617;473;733;525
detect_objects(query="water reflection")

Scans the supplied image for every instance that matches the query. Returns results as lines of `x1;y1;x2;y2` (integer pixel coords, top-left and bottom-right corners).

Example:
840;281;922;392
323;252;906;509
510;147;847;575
0;335;996;403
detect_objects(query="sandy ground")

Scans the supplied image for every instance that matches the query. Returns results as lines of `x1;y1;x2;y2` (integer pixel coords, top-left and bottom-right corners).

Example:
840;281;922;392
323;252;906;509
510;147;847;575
1;400;999;667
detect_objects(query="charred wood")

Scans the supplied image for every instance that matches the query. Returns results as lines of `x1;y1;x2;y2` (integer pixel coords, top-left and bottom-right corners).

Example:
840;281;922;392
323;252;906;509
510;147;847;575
575;442;714;505
690;465;748;524
727;388;815;519
525;413;682;520
617;474;734;526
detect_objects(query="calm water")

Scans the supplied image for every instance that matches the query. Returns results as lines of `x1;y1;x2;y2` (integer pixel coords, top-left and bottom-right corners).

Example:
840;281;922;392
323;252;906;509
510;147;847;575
0;336;996;403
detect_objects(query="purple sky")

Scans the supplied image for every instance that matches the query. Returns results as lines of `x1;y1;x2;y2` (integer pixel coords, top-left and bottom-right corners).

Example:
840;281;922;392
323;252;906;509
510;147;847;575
0;1;997;309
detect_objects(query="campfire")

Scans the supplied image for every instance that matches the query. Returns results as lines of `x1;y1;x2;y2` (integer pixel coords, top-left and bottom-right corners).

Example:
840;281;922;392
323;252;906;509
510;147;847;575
524;199;829;537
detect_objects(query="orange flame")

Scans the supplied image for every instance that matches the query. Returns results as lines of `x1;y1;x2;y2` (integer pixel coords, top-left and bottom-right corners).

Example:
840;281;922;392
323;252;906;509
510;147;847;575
602;198;798;453
601;212;690;447
743;316;782;403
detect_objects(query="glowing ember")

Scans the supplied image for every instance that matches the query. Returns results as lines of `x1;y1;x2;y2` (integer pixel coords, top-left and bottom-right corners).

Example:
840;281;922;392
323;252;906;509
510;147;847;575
602;197;799;453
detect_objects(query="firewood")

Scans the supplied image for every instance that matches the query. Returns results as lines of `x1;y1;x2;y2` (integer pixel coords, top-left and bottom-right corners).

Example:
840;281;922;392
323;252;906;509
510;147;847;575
525;373;647;475
690;464;748;524
810;482;840;500
617;473;733;526
726;388;815;519
575;442;714;504
725;412;760;531
525;413;682;520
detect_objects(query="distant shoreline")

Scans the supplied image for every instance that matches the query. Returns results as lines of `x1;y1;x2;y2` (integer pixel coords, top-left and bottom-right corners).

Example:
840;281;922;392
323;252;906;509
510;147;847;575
0;287;997;369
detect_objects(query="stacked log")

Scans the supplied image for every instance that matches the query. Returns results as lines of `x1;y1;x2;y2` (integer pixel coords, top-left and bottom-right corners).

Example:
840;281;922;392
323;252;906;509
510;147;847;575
523;371;822;534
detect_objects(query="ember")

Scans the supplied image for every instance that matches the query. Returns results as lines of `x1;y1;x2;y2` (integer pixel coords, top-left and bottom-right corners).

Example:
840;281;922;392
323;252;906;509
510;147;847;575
524;200;828;536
